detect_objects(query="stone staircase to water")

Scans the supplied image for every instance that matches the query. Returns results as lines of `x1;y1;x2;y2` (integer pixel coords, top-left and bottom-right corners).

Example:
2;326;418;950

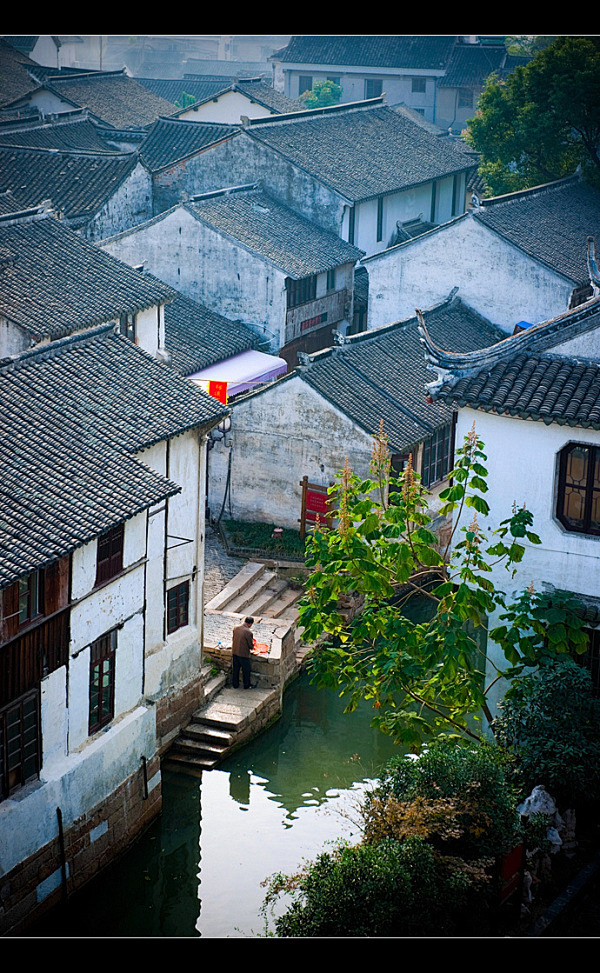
164;563;308;774
164;664;280;774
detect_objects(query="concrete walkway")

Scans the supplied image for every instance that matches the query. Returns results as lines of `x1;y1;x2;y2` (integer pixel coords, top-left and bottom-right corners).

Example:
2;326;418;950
204;523;245;603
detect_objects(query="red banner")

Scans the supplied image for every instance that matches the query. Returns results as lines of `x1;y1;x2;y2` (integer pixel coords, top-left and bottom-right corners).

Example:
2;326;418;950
208;380;228;404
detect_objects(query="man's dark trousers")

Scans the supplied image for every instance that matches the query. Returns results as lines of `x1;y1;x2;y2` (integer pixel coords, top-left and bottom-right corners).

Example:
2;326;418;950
232;654;251;689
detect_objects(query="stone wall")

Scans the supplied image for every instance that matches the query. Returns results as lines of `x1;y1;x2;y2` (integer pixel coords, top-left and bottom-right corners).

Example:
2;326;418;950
0;755;161;936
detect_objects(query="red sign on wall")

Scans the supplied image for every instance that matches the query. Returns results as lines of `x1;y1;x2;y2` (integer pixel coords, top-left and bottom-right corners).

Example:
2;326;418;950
208;381;228;404
299;476;335;537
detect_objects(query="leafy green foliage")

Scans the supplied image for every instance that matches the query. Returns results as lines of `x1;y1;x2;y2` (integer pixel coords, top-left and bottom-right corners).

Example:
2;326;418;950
365;742;520;859
299;79;342;108
262;836;488;937
301;423;586;747
465;36;600;194
493;655;600;807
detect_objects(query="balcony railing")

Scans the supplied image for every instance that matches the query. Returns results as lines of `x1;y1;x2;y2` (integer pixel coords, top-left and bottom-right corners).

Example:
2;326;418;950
0;607;69;707
285;289;348;345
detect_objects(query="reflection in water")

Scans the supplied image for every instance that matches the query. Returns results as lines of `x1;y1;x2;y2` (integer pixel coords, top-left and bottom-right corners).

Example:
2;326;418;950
29;670;402;938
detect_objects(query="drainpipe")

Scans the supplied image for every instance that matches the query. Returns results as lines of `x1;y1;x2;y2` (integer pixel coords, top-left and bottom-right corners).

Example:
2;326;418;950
196;432;208;657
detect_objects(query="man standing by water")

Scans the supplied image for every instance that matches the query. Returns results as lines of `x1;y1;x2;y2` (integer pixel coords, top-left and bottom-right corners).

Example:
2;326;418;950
231;616;255;689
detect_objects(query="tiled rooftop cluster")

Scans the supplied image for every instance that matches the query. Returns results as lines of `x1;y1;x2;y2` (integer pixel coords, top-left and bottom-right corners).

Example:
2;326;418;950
0;145;140;227
294;295;504;453
164;289;261;376
245;104;476;202
0;325;227;587
473;176;600;286
139;117;237;172
0;211;176;341
421;297;600;429
188;185;365;277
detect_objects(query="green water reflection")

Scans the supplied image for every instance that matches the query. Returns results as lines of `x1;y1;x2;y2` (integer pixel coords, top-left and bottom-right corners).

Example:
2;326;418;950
30;670;403;938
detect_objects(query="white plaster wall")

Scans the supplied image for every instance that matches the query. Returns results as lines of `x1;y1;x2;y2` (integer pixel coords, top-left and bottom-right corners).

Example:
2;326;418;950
139;443;169;655
282;69;439;122
142;430;206;700
0;318;28;357
452;407;600;716
364;215;574;332
0;704;156;879
133;304;164;357
101;206;287;352
40;667;68;769
208;375;380;528
178;90;274;123
85;162;153;242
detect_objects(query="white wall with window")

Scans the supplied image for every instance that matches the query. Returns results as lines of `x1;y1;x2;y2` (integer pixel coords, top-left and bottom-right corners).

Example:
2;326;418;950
451;405;600;716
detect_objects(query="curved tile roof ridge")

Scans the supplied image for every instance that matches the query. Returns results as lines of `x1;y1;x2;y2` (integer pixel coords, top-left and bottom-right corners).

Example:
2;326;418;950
418;293;600;374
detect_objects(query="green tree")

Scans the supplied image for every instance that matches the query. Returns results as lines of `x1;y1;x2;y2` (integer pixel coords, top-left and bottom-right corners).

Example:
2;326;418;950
465;36;600;194
300;423;588;749
493;656;600;808
299;79;342;109
262;836;488;937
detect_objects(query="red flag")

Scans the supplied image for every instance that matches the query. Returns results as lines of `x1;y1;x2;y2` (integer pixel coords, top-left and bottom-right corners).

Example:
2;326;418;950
208;380;228;403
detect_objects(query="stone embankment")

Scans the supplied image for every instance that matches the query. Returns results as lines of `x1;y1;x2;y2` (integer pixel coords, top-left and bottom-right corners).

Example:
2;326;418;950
164;526;310;773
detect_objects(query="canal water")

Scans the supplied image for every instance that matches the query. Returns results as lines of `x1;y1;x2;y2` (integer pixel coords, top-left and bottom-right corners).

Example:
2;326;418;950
30;669;403;938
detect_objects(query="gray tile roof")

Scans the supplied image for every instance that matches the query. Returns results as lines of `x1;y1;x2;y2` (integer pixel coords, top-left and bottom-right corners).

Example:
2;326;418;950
188;185;364;277
167;78;303;117
136;76;235;105
431;351;600;429
38;70;177;129
0;38;41;108
473;176;600;286
293;294;504;453
244;103;477;203
139;116;237;172
0;144;142;228
0;211;176;341
276;35;457;71
0;324;228;587
0;109;115;153
164;289;261;376
437;43;508;87
421;296;600;428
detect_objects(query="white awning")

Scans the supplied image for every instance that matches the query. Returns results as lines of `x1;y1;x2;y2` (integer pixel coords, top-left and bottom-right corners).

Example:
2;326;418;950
188;349;287;397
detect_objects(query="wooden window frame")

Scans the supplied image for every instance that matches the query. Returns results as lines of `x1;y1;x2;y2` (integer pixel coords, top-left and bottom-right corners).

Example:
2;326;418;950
89;630;117;734
95;523;125;587
167;581;190;635
411;77;426;94
298;75;313;95
119;312;136;342
286;275;317;310
557;443;600;536
0;688;41;801
421;423;453;488
17;570;44;628
376;196;384;242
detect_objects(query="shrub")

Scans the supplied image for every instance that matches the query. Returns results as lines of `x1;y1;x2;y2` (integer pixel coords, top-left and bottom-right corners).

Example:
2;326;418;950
263;836;488;938
492;655;600;808
365;741;520;860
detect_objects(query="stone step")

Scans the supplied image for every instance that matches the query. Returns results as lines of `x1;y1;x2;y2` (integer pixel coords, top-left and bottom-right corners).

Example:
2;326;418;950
242;577;291;616
173;737;229;759
202;671;227;703
164;751;219;773
264;586;302;618
221;569;278;614
204;561;267;612
183;723;234;747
